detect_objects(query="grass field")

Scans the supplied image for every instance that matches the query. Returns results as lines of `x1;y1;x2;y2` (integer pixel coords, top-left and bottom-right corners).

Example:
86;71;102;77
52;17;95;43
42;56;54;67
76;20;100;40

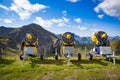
0;55;120;80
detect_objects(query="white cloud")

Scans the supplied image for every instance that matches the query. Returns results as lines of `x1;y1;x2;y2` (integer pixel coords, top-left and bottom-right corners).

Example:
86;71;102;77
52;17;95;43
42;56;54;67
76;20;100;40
51;17;69;27
98;14;104;19
67;0;79;3
0;4;9;10
94;0;120;18
33;17;52;28
62;10;67;16
90;28;102;32
4;19;13;23
0;0;48;20
74;18;82;23
33;17;88;31
94;7;99;13
76;25;87;30
33;17;69;28
9;0;48;20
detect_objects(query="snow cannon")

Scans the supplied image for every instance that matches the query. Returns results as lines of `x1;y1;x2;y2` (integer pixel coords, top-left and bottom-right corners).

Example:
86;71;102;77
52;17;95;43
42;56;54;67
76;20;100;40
88;31;116;64
61;32;74;57
91;31;109;47
54;32;81;63
54;32;76;61
20;33;38;60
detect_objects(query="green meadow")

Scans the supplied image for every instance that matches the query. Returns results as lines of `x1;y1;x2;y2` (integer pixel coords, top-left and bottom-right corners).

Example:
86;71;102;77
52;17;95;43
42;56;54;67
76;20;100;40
0;55;120;80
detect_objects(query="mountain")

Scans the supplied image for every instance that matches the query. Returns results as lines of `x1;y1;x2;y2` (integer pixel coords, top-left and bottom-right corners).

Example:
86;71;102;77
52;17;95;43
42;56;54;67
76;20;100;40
0;23;58;54
108;36;120;41
0;26;15;36
57;33;120;44
0;36;18;55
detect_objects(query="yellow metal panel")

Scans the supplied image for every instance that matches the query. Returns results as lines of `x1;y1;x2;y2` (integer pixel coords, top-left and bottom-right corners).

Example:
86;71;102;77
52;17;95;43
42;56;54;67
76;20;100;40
25;42;29;45
33;41;37;46
33;47;37;55
61;46;64;55
91;35;99;44
62;40;74;46
25;41;37;46
101;33;107;38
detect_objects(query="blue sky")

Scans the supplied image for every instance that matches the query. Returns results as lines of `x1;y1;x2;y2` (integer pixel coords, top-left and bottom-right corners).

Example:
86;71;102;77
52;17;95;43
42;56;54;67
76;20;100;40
0;0;120;36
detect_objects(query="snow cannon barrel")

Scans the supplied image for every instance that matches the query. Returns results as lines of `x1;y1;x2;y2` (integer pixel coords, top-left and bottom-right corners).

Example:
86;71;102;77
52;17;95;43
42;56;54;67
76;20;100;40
25;33;38;46
91;31;109;47
62;32;74;46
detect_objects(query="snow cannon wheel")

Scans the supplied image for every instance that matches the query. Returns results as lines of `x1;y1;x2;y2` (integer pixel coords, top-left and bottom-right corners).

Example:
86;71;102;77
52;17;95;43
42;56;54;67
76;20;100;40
40;54;44;60
20;54;24;60
78;53;81;61
88;53;93;60
55;55;58;60
106;57;112;62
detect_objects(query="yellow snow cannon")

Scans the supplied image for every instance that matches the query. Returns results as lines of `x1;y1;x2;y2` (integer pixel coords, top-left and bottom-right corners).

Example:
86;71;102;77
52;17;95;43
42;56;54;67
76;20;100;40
20;33;38;60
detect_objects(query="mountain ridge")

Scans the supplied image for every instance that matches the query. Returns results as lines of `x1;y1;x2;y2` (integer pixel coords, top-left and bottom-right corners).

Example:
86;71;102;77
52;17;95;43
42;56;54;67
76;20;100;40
56;33;120;44
0;23;120;55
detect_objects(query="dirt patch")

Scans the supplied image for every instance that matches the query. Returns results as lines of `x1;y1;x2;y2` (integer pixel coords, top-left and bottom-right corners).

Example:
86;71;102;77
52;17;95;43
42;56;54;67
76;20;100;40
42;71;54;80
63;69;78;80
104;69;119;80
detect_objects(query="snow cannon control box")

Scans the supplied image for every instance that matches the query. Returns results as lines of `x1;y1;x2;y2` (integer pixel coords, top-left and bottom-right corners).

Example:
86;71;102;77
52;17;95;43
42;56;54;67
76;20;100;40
95;46;112;55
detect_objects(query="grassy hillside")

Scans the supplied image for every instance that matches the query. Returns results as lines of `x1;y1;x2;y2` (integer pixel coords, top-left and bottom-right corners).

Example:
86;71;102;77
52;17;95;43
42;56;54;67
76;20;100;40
110;40;120;55
0;55;120;80
0;36;18;56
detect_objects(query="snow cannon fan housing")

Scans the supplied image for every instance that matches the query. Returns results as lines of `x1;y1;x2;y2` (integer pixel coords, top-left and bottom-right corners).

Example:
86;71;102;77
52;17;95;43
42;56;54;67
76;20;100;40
62;32;74;46
25;33;38;46
91;31;109;47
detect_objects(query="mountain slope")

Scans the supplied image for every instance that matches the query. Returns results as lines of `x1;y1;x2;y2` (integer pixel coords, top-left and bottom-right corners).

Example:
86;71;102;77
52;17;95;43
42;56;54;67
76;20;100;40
7;23;58;45
110;40;120;55
0;26;15;36
0;36;18;55
0;23;58;54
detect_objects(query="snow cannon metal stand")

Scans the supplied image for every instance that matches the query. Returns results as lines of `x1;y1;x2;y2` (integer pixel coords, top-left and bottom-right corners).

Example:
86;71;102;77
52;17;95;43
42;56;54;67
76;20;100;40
57;32;81;66
0;47;2;60
88;31;116;64
20;33;41;66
